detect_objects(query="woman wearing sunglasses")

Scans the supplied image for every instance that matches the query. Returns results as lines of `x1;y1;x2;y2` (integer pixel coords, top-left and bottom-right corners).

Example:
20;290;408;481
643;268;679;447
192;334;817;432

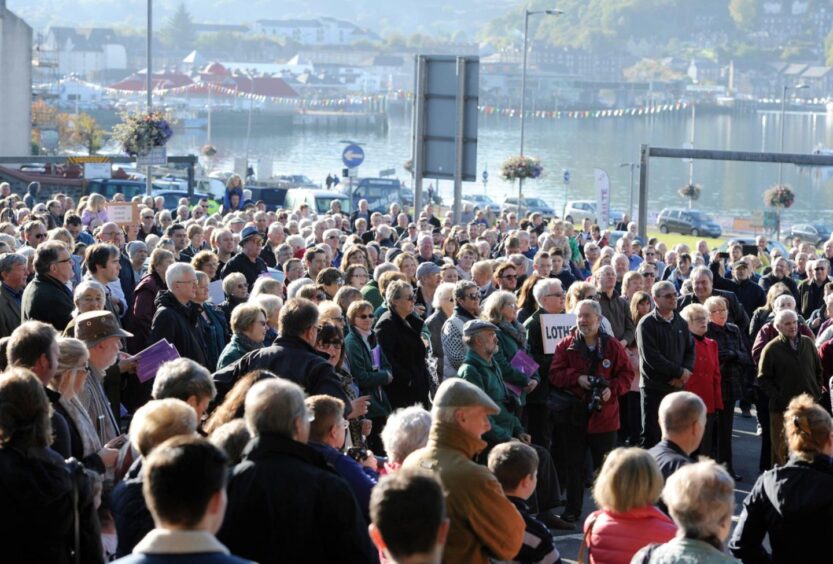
344;300;392;453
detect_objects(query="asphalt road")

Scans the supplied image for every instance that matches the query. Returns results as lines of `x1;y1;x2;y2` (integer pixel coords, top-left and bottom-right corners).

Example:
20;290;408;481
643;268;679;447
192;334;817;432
552;406;763;563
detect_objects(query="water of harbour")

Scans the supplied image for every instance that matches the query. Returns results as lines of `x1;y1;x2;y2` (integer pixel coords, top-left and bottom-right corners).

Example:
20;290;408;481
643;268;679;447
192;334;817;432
166;108;833;224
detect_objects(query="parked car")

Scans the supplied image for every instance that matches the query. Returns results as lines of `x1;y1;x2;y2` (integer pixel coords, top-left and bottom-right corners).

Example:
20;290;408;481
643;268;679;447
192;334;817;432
501;196;556;218
716;238;789;259
562;200;625;227
462;194;501;215
245;186;288;211
85;179;157;200
284;189;352;215
788;223;832;245
656;208;722;238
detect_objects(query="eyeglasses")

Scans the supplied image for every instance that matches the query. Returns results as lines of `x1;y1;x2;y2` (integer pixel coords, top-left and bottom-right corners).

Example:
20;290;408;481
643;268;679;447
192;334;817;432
176;279;198;285
544;292;565;298
400;294;416;302
691;316;707;322
316;294;327;301
357;314;375;320
815;267;827;272
643;272;656;277
54;257;72;265
585;294;599;301
464;293;479;301
33;233;46;239
324;341;343;348
501;274;517;279
659;293;677;299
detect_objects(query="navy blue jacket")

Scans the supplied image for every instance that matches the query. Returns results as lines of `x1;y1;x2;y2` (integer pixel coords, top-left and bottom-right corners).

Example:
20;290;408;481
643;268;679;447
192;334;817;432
310;442;378;521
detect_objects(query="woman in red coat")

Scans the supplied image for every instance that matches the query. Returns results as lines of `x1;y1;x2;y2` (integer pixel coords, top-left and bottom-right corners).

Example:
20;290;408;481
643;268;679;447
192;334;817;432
549;299;635;522
583;447;677;564
680;303;723;457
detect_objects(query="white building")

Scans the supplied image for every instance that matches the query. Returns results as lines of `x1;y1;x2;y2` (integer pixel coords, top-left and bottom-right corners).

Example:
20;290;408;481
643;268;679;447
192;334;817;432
0;0;32;156
43;27;127;77
253;18;380;46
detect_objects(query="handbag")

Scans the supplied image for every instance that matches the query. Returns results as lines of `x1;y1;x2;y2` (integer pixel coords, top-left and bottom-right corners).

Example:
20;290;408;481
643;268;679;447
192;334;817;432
577;512;598;564
546;388;583;413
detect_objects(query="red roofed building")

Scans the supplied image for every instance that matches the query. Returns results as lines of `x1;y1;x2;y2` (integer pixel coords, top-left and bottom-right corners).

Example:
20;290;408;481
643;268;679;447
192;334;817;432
110;69;193;91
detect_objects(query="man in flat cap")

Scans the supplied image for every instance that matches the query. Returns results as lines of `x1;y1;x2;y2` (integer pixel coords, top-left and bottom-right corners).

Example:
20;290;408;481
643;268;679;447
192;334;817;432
402;376;524;564
76;310;133;444
457;319;570;531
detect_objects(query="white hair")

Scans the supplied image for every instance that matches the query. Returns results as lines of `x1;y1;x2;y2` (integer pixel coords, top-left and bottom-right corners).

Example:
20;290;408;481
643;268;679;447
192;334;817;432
772;294;796;313
380;405;432;464
774;308;797;330
532;278;563;304
165;262;195;288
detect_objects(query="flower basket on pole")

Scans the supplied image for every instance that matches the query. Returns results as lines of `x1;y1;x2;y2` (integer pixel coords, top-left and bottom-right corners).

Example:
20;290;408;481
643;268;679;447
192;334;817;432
501;156;543;217
678;183;701;209
113;112;174;161
763;184;795;240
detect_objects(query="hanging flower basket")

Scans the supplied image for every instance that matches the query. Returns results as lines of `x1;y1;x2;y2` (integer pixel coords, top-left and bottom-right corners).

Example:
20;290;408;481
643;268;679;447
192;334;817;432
201;144;217;157
678;183;701;201
763;184;795;208
501;155;543;181
113;111;174;157
403;158;414;174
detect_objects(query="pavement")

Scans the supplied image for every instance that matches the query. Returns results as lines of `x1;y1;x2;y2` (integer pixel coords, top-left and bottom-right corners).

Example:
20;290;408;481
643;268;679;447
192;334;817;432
552;406;763;563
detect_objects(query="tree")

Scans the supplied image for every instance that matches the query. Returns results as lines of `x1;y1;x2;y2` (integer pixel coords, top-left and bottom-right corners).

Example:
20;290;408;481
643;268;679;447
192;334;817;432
160;2;195;52
729;0;759;31
57;113;105;155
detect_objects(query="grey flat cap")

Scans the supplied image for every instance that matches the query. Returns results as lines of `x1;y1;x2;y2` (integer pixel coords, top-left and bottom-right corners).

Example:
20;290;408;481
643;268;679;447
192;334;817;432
462;319;499;337
433;377;500;415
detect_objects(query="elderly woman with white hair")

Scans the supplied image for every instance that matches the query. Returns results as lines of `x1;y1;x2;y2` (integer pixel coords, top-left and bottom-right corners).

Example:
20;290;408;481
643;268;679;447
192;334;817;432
379;405;432;474
758;308;824;466
481;290;539;408
634;460;739;563
423;282;456;378
149;262;207;367
62;279;108;337
217;303;268;370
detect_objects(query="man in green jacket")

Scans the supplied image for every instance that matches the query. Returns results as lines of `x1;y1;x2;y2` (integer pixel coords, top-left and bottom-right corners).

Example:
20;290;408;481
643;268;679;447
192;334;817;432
457;320;571;531
758;309;824;466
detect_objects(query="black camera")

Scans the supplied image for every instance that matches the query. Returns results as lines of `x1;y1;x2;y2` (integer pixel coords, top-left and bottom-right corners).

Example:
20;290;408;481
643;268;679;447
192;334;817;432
587;376;610;413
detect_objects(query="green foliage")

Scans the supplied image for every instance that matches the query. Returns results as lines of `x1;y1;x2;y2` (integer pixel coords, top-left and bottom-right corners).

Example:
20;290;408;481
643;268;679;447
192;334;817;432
57;113;106;155
824;28;833;65
160;3;195;52
729;0;759;31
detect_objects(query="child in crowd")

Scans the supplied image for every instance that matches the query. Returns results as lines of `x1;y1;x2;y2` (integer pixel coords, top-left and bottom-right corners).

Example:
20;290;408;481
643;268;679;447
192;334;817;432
488;442;562;564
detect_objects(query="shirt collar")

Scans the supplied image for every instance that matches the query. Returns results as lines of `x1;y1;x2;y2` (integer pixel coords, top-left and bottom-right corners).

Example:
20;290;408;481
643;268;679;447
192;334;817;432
133;529;230;555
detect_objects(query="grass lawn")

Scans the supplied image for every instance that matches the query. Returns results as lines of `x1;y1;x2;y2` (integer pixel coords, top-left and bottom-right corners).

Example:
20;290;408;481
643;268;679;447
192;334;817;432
644;230;725;250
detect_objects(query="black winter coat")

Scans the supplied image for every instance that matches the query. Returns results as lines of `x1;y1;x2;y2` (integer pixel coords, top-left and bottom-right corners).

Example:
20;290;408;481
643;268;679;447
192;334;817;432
0;446;103;564
375;310;431;408
21;273;74;331
217;433;376;564
636;309;695;393
212;335;350;407
706;321;754;401
730;456;833;563
677;288;750;335
149;291;207;366
110;459;153;558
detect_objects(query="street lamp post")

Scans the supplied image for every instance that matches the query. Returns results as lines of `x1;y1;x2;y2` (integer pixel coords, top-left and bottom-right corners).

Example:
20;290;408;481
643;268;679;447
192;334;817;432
244;71;255;180
776;82;807;240
518;7;562;218
619;162;639;220
145;0;153;196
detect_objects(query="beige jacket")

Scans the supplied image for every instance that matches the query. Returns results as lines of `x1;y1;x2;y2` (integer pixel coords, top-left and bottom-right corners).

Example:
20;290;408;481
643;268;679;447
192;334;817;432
402;421;524;564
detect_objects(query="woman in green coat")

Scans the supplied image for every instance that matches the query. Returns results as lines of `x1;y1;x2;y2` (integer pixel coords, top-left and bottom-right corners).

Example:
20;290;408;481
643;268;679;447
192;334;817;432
344;299;393;454
216;303;267;370
481;290;540;408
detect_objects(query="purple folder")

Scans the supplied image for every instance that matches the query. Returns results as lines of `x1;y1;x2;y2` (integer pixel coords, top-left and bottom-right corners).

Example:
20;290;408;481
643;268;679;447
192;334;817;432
371;346;382;370
135;339;181;383
510;349;540;378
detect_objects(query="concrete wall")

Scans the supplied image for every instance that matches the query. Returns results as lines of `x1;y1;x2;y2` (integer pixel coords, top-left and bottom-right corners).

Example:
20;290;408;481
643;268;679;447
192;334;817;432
0;4;33;157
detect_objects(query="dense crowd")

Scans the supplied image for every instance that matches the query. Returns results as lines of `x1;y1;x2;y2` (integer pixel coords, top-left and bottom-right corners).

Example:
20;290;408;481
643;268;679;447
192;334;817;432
1;176;833;563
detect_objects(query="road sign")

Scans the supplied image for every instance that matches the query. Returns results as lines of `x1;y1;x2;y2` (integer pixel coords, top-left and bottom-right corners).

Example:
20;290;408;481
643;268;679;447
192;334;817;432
563;169;571;184
379;168;395;177
482;170;489;182
342;144;365;168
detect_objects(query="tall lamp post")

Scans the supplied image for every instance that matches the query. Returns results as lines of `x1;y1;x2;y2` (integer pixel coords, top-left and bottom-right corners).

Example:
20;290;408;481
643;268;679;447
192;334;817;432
244;70;255;180
776;82;807;240
619;162;639;221
518;7;562;217
145;0;153;196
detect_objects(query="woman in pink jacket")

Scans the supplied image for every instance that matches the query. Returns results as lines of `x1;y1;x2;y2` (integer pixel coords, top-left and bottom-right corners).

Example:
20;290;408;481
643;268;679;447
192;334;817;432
680;303;723;458
582;447;677;564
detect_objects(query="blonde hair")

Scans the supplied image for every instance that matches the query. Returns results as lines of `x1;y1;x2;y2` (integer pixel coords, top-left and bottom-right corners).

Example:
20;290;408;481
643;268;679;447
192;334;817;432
680;303;708;323
53;337;90;397
566;281;595;312
593;447;664;512
230;303;266;335
317;301;343;323
129;398;198;457
481;290;517;324
785;393;833;461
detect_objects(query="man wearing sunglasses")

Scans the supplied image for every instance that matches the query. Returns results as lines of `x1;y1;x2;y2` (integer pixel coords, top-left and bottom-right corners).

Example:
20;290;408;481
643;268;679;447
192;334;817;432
636;280;695;448
22;220;47;249
494;262;518;293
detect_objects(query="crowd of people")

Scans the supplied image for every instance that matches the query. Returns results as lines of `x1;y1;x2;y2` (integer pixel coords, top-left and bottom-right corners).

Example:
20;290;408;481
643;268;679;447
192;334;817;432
1;176;832;563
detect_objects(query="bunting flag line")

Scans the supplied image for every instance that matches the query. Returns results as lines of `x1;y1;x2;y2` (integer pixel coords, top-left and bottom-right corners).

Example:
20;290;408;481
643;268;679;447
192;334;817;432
477;101;689;120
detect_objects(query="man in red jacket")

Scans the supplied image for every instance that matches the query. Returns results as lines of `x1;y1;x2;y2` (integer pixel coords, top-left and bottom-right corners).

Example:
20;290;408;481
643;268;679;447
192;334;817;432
549;299;635;523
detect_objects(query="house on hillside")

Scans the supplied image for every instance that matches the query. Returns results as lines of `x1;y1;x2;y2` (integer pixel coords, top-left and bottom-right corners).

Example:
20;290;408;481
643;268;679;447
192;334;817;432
253;18;380;46
43;26;127;77
799;66;833;98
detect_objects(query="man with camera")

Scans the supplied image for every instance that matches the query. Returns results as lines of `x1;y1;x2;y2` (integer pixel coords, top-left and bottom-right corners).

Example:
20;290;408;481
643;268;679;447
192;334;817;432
549;299;635;524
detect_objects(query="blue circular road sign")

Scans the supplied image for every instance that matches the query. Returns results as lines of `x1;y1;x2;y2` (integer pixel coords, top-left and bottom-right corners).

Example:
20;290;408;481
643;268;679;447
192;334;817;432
342;144;365;168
